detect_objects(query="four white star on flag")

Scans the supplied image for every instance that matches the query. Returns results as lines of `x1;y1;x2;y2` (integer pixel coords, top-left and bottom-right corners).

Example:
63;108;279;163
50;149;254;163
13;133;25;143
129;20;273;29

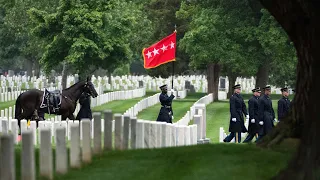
161;44;168;52
170;41;175;49
146;51;152;58
153;48;159;56
145;43;175;59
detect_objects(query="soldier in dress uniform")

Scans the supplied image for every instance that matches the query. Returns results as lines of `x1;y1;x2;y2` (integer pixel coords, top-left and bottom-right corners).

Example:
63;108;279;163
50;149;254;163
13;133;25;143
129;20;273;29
243;87;261;143
223;84;248;143
256;85;275;142
76;92;92;120
156;85;175;123
277;87;291;121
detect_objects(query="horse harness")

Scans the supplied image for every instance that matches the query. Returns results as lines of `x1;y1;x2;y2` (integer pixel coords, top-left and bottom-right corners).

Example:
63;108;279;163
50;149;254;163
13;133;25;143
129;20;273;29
40;89;67;114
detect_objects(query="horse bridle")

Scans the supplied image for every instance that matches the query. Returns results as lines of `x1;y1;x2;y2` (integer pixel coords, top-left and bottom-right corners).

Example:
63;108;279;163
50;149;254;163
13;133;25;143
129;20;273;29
84;82;94;96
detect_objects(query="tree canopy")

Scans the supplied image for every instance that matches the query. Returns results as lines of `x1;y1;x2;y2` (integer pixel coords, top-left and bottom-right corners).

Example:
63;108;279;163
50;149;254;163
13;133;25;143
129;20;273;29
176;0;296;90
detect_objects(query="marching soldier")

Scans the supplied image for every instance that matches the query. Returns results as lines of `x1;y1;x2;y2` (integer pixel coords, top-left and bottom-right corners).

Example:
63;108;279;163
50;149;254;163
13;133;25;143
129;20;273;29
243;87;261;143
156;85;175;123
277;87;291;121
256;85;275;142
223;84;248;143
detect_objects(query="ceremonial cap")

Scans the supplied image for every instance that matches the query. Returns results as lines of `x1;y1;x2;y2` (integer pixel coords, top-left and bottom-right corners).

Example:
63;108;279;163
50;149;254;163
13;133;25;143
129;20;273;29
159;84;167;90
280;87;288;92
263;85;271;90
233;84;241;89
252;87;261;93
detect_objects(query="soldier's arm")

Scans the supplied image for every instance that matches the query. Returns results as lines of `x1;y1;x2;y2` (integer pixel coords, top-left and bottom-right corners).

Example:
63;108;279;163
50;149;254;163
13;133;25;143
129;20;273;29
271;101;275;119
230;96;237;119
242;99;248;116
160;94;175;104
248;100;254;120
258;99;265;122
278;100;283;120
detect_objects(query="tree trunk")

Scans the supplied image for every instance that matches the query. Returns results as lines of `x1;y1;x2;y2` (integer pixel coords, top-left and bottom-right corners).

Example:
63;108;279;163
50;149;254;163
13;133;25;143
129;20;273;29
258;1;320;179
25;59;33;77
107;71;112;85
33;59;40;78
61;62;68;89
207;63;221;101
255;58;270;92
227;73;237;99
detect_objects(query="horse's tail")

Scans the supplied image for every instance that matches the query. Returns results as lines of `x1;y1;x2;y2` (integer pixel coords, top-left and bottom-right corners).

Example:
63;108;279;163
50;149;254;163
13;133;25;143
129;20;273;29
15;94;22;119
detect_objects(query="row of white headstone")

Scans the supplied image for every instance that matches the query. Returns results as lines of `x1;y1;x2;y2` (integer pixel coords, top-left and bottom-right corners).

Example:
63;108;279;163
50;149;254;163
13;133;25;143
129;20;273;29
0;106;208;179
0;90;25;102
124;93;160;118
0;86;21;93
176;94;213;126
1;73;271;95
90;88;146;108
0;90;212;146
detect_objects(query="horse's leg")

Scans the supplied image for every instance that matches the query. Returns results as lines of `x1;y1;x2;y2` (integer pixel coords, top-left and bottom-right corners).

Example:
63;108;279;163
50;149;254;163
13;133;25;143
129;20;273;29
62;114;68;121
68;113;76;121
32;109;40;127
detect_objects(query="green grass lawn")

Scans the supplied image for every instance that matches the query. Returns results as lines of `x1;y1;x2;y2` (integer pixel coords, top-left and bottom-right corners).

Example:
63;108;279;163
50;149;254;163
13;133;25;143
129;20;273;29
32;143;294;180
92;91;157;118
0;100;15;110
137;93;206;121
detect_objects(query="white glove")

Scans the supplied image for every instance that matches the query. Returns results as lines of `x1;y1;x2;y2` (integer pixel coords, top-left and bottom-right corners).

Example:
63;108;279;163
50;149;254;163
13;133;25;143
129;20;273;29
274;118;277;122
170;89;174;93
172;116;174;120
232;118;236;122
246;115;249;119
251;119;255;123
259;121;264;125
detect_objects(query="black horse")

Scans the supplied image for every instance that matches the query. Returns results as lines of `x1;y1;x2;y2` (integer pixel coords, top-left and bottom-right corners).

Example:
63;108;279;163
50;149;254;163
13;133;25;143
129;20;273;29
14;77;98;129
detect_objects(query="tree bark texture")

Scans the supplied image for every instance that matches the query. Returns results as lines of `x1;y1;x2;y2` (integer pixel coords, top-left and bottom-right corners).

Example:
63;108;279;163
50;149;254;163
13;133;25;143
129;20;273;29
227;73;237;99
33;59;40;78
61;62;68;89
258;0;320;179
25;59;33;77
207;63;221;101
255;58;271;92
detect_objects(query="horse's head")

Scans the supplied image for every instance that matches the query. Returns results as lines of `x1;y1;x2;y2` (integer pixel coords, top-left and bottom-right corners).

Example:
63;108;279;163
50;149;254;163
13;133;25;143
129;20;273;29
83;77;98;98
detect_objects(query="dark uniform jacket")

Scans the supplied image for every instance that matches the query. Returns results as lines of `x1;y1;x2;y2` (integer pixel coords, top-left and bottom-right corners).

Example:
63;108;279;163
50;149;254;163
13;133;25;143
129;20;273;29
248;95;259;134
76;93;92;120
258;95;275;135
229;93;248;133
277;96;290;121
156;93;175;123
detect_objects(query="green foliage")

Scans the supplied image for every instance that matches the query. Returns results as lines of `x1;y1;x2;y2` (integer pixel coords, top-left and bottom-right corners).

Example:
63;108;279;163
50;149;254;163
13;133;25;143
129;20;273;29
256;9;297;87
177;0;297;85
112;64;130;76
0;0;58;71
142;0;191;77
177;1;259;77
28;0;147;75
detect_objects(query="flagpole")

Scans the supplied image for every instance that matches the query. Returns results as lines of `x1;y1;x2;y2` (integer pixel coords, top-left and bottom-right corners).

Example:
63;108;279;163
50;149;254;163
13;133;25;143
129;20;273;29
172;24;177;91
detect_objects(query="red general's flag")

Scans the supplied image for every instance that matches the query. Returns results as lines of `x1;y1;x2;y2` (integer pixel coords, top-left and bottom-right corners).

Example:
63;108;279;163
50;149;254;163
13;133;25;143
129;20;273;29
142;32;176;69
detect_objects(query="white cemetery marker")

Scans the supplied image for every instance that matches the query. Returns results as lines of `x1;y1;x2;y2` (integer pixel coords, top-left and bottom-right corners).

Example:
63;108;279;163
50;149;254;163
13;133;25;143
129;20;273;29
81;119;92;163
39;128;53;179
70;123;81;168
21;130;35;180
0;134;15;180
